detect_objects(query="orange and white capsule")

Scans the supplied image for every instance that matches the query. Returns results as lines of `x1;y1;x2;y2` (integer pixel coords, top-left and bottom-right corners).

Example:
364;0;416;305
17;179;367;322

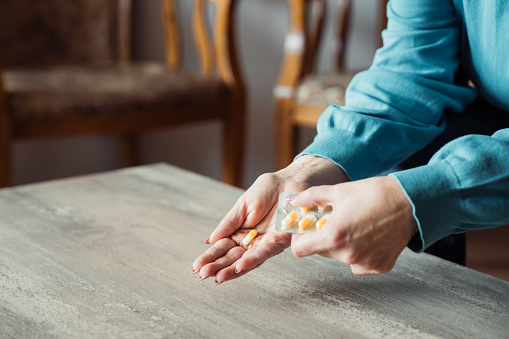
281;211;298;229
242;230;257;246
298;212;316;231
316;214;329;229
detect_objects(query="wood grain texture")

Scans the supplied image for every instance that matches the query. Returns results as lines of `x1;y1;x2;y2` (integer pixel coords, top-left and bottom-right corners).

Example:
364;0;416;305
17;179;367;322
0;163;508;338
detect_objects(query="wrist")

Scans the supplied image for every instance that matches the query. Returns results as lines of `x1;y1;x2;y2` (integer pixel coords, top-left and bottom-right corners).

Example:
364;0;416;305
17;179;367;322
386;176;419;237
278;155;350;187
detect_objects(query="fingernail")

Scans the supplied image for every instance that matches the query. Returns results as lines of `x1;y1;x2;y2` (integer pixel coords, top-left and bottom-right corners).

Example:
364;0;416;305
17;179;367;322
192;268;199;274
286;193;299;201
215;279;222;285
204;236;210;244
198;275;205;280
235;268;242;274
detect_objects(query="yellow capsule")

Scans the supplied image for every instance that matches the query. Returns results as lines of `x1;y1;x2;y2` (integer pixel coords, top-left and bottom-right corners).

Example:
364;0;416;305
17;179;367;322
281;211;298;229
300;206;312;214
298;212;316;231
242;230;257;246
316;216;328;229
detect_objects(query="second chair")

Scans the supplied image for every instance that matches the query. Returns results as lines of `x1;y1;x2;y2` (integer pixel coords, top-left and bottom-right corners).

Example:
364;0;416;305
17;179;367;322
274;0;388;169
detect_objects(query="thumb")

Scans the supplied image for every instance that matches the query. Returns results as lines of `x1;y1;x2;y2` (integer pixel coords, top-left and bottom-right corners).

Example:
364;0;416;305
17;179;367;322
208;200;248;244
290;185;333;208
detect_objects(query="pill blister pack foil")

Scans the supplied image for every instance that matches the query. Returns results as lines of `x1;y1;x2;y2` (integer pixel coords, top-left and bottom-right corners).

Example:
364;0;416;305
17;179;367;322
275;192;331;233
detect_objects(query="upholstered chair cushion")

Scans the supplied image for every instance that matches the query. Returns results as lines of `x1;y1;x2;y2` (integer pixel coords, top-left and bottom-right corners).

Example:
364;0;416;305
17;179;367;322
295;72;357;107
0;0;117;67
4;63;229;121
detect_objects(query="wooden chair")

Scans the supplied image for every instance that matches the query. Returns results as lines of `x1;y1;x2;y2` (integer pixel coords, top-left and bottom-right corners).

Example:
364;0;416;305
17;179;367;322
274;0;388;169
0;0;245;188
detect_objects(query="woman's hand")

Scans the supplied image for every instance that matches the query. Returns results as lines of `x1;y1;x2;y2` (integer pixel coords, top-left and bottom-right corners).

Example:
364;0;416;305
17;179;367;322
290;176;418;275
192;155;348;284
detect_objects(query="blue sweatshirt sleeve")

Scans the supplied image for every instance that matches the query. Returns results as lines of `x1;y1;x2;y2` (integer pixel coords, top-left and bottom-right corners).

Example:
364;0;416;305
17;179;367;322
297;0;509;251
300;0;476;180
390;130;509;252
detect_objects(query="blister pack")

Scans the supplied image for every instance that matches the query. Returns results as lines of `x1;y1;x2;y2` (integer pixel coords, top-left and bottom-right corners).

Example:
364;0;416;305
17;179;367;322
275;192;332;233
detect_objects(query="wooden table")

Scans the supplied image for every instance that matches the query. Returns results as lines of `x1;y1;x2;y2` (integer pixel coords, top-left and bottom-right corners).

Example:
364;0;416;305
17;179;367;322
1;164;508;338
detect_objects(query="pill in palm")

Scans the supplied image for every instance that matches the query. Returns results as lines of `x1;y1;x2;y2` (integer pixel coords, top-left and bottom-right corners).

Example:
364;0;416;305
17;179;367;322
242;229;257;246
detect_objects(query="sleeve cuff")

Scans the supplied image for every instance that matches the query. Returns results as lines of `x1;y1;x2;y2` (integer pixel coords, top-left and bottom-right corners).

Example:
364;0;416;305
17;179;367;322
389;160;463;252
297;126;383;181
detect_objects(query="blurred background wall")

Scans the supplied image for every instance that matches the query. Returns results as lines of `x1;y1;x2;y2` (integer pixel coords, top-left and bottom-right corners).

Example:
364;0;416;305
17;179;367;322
13;0;380;188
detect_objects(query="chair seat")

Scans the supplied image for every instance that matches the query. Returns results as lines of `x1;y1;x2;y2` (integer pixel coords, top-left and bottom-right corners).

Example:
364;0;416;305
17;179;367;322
4;62;230;121
295;71;358;107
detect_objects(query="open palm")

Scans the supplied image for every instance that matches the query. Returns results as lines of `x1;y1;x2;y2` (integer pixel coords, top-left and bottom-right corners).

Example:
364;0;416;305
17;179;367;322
192;172;310;284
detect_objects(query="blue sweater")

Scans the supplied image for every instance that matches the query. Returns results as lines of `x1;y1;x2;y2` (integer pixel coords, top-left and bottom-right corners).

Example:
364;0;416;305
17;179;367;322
299;0;509;252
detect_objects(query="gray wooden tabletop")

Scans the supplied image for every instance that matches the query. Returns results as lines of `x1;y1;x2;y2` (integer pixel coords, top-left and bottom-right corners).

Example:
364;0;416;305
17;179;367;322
1;164;508;338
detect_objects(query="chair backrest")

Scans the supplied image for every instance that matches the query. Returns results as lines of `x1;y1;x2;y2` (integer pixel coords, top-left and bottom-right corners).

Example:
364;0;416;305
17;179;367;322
0;0;131;67
276;0;388;92
163;0;243;89
0;0;243;94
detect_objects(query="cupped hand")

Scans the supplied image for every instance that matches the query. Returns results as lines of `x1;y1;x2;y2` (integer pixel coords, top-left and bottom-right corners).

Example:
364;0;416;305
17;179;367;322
192;155;348;283
192;172;306;284
290;176;418;275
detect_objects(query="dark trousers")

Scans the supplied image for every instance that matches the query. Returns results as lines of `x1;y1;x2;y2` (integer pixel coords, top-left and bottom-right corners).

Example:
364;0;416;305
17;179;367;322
395;97;509;265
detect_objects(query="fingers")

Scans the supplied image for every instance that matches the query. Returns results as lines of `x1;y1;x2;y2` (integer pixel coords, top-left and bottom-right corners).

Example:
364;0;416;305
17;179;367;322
213;234;291;283
207;201;248;244
291;230;333;258
289;185;335;209
192;238;237;273
235;232;291;273
199;246;246;281
194;231;292;284
207;180;279;244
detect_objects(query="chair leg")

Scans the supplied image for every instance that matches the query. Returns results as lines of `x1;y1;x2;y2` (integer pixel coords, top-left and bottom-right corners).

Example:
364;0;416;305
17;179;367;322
0;80;12;188
276;100;295;170
222;103;245;187
120;133;139;168
0;126;13;188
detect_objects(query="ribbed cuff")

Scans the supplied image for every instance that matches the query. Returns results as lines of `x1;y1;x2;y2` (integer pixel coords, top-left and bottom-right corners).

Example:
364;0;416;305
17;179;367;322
297;129;382;181
390;160;462;252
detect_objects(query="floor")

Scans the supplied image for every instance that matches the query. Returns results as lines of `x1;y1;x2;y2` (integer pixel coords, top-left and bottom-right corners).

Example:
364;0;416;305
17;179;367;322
466;224;509;282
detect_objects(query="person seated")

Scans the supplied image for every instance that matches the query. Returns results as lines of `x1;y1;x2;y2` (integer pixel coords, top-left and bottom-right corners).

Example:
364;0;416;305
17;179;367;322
192;0;509;283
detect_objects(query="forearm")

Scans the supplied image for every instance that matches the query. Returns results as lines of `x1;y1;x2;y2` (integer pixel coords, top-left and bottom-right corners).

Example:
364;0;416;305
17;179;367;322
299;0;477;181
